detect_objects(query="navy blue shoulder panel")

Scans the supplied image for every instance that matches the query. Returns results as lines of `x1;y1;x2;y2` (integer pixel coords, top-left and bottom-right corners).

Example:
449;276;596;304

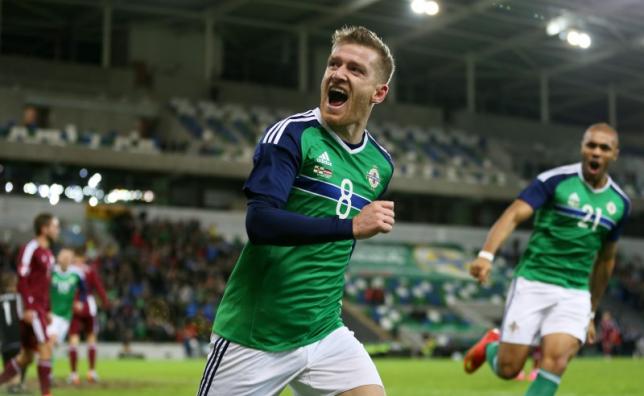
243;111;319;206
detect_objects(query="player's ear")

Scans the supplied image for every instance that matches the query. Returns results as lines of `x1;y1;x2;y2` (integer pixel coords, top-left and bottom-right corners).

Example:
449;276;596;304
371;83;389;104
613;146;620;161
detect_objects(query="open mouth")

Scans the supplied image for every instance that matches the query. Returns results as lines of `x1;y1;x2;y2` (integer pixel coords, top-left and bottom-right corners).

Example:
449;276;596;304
589;160;600;171
328;87;348;107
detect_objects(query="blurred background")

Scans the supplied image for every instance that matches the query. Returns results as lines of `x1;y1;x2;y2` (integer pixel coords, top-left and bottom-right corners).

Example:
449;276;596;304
1;0;644;364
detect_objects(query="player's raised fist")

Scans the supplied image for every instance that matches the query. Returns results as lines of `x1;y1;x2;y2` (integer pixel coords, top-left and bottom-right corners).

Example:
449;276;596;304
469;257;492;284
352;200;395;239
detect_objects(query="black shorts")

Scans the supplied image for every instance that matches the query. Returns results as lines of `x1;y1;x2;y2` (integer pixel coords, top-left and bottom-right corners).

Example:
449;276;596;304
2;347;20;365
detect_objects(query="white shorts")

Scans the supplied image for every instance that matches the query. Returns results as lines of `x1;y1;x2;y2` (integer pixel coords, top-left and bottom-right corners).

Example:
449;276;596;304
196;326;383;396
47;314;70;343
501;277;592;346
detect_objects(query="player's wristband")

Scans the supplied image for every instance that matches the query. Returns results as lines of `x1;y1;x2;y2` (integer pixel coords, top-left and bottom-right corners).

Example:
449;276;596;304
478;250;495;262
590;311;596;320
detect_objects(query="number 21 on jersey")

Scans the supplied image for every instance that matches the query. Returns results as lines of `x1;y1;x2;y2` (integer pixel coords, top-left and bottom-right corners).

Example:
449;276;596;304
578;204;602;231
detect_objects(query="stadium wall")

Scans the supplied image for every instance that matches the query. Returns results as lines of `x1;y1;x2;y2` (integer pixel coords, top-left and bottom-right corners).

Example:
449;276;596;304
455;111;644;148
454;111;583;146
128;23;223;82
0;55;134;95
53;342;186;360
0;86;158;134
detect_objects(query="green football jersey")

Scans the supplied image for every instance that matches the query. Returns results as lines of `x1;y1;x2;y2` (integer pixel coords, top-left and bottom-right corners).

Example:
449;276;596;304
516;163;630;290
214;108;394;351
51;265;83;320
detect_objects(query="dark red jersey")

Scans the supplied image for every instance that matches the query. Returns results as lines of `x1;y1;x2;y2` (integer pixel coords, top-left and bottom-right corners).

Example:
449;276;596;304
16;239;54;311
73;263;109;316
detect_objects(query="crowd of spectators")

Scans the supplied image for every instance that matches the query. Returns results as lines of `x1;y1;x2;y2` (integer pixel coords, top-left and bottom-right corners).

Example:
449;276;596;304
0;215;243;357
98;216;242;355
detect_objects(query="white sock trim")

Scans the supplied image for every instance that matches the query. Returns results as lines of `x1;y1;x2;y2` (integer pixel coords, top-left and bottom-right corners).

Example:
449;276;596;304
538;369;561;385
10;359;22;374
37;360;52;368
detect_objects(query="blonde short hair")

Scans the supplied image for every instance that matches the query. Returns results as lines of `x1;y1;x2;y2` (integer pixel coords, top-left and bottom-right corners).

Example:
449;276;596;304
331;26;395;84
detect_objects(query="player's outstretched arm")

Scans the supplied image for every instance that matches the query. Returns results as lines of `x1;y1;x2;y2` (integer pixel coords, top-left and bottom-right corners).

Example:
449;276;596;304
246;197;354;246
589;241;617;310
246;198;394;245
91;268;111;308
352;201;395;240
587;241;618;344
469;199;533;283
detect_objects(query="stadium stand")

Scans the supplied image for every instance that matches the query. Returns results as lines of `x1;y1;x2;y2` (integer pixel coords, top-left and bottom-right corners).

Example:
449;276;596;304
5;94;644;198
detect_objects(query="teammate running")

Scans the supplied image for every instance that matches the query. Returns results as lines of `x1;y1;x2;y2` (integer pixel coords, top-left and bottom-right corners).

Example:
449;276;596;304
0;213;60;396
464;123;630;396
197;26;395;396
48;248;85;380
67;248;109;385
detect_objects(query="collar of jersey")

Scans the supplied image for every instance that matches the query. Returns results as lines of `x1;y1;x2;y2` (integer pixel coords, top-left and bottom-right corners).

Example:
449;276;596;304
313;107;369;154
575;162;612;194
54;264;68;274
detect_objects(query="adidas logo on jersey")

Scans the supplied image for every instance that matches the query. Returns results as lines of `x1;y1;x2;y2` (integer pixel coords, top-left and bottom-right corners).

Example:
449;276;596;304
316;151;333;167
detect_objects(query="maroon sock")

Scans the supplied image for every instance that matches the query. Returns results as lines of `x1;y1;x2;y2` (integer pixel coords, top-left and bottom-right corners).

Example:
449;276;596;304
88;344;97;371
0;358;20;384
37;360;51;395
69;346;78;373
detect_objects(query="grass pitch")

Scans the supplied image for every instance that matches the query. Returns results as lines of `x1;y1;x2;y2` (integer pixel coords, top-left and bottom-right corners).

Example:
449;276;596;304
27;357;644;395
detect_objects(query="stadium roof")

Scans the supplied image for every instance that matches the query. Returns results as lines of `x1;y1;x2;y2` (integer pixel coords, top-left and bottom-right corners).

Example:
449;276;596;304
3;0;644;131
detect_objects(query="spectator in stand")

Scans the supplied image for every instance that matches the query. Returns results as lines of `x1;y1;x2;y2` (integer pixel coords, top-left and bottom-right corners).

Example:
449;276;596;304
22;105;41;130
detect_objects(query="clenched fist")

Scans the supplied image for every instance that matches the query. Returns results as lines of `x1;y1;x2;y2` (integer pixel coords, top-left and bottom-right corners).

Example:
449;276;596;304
352;201;395;239
469;257;492;284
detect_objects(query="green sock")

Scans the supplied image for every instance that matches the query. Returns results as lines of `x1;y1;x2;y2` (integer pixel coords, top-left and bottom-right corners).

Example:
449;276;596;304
525;369;560;396
485;341;499;376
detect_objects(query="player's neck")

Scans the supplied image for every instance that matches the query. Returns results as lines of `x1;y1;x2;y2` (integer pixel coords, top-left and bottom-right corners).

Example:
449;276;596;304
582;170;608;190
36;235;49;248
331;120;367;145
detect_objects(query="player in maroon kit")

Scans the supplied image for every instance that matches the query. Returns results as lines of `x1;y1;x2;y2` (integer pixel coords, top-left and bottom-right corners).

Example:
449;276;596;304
0;213;60;396
67;248;109;385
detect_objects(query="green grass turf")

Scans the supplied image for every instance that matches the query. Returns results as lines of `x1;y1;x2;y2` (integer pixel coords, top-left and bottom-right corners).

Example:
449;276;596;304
27;357;644;395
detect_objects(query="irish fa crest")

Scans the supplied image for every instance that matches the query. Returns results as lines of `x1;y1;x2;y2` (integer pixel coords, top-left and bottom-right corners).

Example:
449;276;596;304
567;192;580;208
606;201;617;215
367;166;380;189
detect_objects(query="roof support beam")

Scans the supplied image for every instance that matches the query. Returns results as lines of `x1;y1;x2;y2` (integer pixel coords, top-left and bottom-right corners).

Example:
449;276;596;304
101;0;111;69
466;55;476;113
298;30;308;93
608;84;617;128
545;36;644;78
0;0;3;53
19;0;251;21
299;0;381;31
540;72;549;123
204;12;215;82
210;0;251;18
389;0;498;47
